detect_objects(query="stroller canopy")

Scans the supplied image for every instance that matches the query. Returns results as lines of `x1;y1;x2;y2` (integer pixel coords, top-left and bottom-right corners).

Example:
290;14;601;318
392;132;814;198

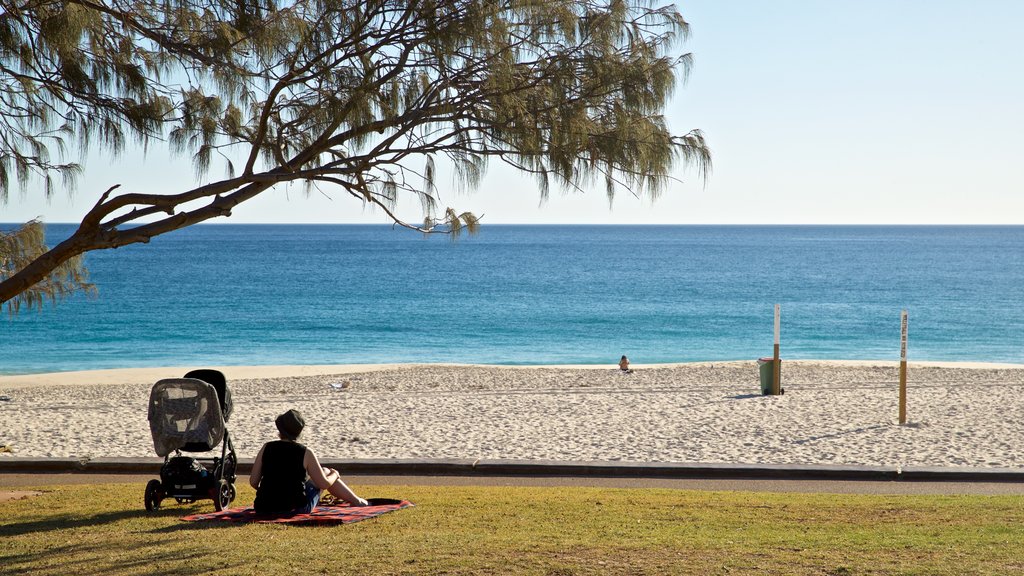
148;378;226;457
183;369;232;422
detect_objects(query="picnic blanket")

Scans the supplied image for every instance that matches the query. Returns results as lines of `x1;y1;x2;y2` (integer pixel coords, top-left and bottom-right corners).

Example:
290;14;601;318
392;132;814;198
181;498;414;525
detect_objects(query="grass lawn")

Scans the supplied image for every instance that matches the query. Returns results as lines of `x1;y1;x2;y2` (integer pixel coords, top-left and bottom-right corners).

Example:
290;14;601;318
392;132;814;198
1;481;1023;575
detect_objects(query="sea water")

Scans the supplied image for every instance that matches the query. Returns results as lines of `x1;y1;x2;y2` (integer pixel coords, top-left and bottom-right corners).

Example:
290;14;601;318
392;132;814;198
2;224;1024;374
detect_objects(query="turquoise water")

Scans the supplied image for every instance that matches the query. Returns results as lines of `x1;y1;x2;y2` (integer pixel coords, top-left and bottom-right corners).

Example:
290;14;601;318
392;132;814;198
3;224;1024;374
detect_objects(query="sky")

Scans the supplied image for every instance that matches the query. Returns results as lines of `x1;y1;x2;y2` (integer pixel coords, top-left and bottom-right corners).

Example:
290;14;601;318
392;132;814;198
3;0;1023;225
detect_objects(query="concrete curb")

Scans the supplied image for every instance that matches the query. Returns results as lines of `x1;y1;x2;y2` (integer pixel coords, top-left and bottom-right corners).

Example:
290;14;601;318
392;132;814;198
470;460;901;481
1;457;1022;482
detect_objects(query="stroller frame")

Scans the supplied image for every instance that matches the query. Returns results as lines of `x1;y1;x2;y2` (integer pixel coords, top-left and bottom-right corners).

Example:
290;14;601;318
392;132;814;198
146;431;237;511
144;369;238;512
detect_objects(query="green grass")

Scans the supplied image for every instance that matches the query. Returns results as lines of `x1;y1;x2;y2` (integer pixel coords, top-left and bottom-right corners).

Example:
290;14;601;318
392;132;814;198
2;482;1023;575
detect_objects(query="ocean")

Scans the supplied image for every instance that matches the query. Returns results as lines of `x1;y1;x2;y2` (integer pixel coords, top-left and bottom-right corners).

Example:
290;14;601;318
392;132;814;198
3;224;1023;374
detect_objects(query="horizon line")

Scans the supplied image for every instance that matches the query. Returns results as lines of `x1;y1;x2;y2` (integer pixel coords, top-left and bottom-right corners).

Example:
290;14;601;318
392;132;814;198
13;222;1024;227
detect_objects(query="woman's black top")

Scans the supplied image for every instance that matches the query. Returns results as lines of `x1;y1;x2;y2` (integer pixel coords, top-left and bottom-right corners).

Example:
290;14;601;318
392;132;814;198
254;440;308;514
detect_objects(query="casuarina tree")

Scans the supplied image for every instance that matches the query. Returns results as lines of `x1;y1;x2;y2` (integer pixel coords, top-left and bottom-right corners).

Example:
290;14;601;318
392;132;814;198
0;0;710;313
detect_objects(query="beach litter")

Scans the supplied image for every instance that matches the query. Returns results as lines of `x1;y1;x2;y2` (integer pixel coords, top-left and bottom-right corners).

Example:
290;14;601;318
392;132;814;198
329;381;351;390
0;395;11;401
0;444;13;454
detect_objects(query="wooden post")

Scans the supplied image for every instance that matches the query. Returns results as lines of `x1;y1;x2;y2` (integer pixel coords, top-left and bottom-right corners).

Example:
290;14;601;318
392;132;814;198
899;310;908;424
772;304;781;395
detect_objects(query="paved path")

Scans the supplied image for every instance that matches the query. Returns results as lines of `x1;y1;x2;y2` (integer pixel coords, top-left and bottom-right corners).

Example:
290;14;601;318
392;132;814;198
3;472;1024;496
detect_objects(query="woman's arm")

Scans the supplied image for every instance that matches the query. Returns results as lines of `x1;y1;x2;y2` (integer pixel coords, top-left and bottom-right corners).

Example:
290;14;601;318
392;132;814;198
249;444;266;490
303;448;332;490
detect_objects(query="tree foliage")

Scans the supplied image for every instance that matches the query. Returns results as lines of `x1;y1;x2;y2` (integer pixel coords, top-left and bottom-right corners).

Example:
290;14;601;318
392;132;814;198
0;220;94;314
0;0;710;309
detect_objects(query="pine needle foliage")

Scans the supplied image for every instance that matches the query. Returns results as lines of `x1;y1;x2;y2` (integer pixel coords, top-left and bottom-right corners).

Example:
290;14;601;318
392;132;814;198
0;0;709;310
0;220;95;314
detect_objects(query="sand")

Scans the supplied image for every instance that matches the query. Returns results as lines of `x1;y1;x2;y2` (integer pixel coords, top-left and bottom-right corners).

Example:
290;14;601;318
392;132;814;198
2;361;1024;468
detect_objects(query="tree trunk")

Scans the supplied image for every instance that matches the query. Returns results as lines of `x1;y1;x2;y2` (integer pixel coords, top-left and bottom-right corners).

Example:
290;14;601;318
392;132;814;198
0;234;90;305
0;179;277;308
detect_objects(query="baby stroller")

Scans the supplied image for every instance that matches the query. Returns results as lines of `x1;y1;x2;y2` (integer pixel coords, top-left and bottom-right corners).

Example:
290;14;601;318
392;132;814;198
144;369;237;512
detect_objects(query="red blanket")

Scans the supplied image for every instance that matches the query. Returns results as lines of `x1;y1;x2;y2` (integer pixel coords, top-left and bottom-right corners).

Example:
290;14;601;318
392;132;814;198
181;499;414;525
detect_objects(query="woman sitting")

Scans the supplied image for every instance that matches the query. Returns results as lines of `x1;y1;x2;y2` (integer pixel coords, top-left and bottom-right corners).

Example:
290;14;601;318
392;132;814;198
249;408;367;514
619;355;634;374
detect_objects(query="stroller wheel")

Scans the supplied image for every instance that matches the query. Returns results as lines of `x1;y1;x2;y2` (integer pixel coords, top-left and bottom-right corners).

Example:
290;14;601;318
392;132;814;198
214;479;234;512
144;480;163;512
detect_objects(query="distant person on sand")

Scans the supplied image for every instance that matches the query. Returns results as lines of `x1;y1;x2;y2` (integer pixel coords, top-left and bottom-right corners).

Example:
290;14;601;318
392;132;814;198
619;355;633;373
250;408;368;514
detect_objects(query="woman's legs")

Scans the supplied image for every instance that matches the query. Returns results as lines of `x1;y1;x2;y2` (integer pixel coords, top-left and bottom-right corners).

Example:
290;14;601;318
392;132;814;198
323;467;366;505
298;480;321;514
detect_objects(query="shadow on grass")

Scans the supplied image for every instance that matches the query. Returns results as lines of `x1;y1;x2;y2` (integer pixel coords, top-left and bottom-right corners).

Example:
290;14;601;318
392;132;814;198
2;532;245;575
0;508;143;537
149;519;250;534
0;502;243;537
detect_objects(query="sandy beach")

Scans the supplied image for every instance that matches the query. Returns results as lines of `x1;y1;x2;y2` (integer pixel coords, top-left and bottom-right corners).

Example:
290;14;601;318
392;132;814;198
2;361;1024;468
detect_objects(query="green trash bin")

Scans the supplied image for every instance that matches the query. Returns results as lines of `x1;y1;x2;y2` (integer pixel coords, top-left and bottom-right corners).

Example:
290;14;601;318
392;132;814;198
757;357;775;395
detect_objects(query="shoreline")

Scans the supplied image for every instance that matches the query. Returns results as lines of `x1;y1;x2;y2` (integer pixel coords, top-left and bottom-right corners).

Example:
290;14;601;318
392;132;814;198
3;359;1024;389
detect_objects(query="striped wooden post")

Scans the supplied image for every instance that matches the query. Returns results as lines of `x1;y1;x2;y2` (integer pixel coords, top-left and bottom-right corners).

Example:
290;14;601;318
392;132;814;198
772;304;781;395
899;310;908;424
